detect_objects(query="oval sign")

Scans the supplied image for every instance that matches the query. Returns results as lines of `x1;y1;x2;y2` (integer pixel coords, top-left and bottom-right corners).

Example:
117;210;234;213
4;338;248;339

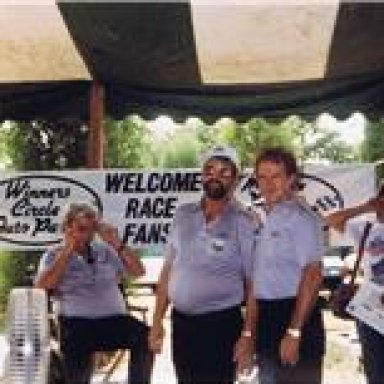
0;175;102;247
239;171;344;213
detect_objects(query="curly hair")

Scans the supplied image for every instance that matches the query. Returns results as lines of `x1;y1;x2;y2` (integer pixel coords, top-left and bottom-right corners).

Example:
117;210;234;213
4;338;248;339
60;202;98;231
255;147;298;176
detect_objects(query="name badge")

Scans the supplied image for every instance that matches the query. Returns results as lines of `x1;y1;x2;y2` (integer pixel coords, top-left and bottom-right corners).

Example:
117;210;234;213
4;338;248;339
211;238;225;252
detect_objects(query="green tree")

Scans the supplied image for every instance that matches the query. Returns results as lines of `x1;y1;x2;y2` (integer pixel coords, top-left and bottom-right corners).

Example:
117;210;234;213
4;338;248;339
222;117;295;167
0;119;88;170
361;118;384;181
282;115;359;164
104;115;153;168
361;119;384;162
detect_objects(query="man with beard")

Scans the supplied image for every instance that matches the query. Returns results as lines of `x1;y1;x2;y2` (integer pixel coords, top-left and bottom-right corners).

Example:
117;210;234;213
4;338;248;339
149;146;258;383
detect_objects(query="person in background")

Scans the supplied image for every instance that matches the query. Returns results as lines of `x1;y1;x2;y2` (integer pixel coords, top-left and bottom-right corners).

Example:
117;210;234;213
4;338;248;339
149;146;259;384
35;202;153;384
326;183;384;384
252;147;325;384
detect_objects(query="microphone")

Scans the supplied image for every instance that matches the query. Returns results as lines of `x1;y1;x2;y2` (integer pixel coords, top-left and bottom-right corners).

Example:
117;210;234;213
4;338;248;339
85;244;95;265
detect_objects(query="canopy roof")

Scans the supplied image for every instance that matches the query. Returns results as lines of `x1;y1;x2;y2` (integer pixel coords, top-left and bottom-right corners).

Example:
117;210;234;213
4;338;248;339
1;1;384;121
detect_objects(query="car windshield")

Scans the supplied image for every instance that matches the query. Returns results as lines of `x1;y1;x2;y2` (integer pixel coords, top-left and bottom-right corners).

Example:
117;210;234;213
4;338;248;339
325;246;353;258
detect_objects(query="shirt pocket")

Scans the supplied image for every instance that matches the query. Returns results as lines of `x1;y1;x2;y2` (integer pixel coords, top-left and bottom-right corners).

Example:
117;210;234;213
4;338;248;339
265;227;298;268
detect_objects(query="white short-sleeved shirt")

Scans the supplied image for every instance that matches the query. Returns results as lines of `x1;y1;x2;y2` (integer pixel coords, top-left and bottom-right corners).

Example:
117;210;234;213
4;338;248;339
346;220;384;285
253;199;325;300
36;240;128;318
165;200;259;315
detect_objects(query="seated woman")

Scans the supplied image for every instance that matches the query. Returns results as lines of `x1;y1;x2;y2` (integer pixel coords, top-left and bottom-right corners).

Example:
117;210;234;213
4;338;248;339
34;202;152;384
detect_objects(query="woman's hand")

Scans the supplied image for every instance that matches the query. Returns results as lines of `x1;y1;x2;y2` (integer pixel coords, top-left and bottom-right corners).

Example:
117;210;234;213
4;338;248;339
97;222;121;249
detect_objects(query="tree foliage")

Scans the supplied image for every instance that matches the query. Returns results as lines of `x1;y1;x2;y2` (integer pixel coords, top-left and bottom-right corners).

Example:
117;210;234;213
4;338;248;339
361;118;384;181
104;116;153;168
0;119;88;170
361;119;384;162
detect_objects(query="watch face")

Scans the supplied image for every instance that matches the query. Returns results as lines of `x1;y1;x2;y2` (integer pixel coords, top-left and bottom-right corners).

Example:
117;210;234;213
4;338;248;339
287;328;301;338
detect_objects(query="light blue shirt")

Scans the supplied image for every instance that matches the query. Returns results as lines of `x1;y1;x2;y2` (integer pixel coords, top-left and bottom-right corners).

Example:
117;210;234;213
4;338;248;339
166;200;259;315
36;240;128;318
253;199;325;300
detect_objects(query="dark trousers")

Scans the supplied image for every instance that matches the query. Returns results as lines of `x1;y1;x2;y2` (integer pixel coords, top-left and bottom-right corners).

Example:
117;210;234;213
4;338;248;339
256;298;325;384
59;315;153;384
171;305;243;384
357;320;384;384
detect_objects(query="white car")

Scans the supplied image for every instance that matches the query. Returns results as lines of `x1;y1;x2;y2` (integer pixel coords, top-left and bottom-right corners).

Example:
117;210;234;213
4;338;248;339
323;246;353;291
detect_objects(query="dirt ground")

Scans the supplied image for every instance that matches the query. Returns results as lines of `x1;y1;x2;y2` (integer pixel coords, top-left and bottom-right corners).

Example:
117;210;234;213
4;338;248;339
133;294;367;384
0;294;368;384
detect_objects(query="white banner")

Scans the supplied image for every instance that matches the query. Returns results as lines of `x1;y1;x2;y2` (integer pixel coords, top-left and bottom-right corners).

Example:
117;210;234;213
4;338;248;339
0;164;376;251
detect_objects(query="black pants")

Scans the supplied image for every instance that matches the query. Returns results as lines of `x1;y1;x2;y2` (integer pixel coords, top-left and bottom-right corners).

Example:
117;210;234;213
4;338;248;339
357;320;384;384
256;298;325;384
171;305;243;384
59;315;153;384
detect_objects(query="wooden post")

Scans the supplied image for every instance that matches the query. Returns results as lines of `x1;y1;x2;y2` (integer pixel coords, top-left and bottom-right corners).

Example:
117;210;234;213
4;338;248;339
87;81;105;168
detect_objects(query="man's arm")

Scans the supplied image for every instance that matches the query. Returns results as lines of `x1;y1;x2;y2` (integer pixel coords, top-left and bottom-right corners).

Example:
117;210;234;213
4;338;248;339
279;261;323;365
148;259;172;353
288;261;323;330
326;199;376;233
233;279;257;371
242;280;257;336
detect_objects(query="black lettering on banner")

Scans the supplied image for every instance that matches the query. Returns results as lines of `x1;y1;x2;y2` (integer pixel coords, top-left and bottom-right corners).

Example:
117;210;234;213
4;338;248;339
5;179;70;200
240;175;263;206
125;197;178;219
0;216;30;234
135;173;146;193
164;197;177;218
141;198;154;218
105;173;124;193
125;198;140;218
11;198;60;217
105;173;138;193
122;223;137;243
189;172;202;192
5;179;29;199
0;175;101;247
123;222;171;245
315;195;339;212
106;171;202;194
147;173;160;193
160;173;172;192
32;218;58;236
172;172;202;192
161;223;171;242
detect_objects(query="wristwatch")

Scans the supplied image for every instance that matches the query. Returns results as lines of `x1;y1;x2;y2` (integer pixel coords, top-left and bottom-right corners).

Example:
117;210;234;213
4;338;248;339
286;327;301;339
241;330;253;339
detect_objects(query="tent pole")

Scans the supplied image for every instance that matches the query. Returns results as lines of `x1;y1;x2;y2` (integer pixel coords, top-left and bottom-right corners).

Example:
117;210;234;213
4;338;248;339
87;81;105;168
